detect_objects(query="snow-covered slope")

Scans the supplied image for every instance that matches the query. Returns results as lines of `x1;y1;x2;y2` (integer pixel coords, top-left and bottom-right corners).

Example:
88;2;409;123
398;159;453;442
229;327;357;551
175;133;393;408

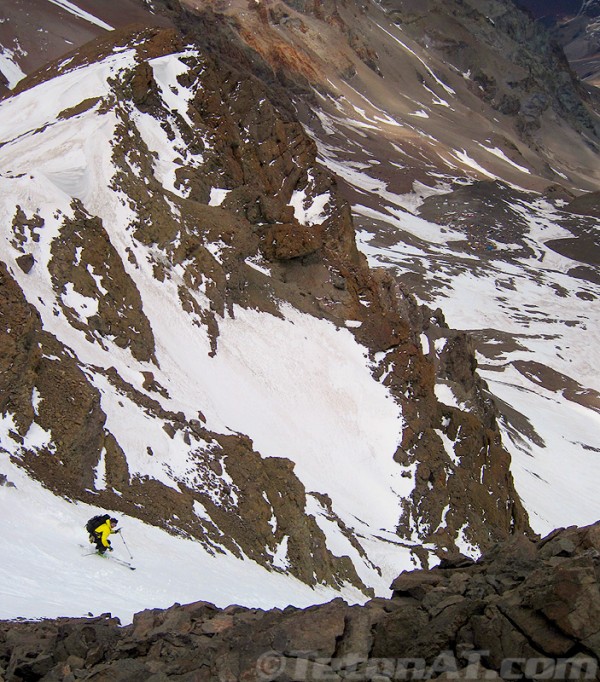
352;191;600;534
194;0;598;535
0;0;170;95
287;12;600;534
0;455;368;623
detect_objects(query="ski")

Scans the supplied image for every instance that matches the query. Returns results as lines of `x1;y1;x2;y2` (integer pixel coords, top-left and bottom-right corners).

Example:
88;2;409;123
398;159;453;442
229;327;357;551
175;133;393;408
81;549;136;570
108;555;136;571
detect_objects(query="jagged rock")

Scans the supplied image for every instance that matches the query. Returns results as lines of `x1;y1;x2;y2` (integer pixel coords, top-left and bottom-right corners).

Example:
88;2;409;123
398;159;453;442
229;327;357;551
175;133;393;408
0;21;532;581
15;253;34;273
128;61;158;107
48;202;157;364
436;553;476;570
390;570;444;599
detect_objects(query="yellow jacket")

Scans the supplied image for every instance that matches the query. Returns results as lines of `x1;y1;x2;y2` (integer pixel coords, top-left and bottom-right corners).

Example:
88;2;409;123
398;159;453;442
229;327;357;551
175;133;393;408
94;519;115;548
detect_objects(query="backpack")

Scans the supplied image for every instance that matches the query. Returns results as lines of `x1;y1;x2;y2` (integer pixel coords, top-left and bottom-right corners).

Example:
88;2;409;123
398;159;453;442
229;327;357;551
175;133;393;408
85;514;110;535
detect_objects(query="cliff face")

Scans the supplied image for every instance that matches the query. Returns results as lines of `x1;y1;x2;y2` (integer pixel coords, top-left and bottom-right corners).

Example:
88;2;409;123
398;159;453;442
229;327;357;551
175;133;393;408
516;0;600;86
167;0;600;189
556;4;600;87
157;0;599;540
2;522;600;681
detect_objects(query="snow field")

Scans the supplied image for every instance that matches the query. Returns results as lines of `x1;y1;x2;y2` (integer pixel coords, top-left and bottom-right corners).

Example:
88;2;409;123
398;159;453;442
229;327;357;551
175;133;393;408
306;70;600;536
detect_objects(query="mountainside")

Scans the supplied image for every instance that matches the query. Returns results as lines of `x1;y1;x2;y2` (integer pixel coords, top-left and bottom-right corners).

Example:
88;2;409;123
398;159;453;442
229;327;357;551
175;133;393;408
0;0;599;623
516;0;600;86
154;0;600;532
179;0;600;519
0;0;170;93
557;6;600;87
515;0;582;20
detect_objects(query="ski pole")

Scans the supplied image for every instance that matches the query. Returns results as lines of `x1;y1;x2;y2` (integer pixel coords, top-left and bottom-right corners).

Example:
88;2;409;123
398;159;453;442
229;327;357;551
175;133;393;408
119;531;133;559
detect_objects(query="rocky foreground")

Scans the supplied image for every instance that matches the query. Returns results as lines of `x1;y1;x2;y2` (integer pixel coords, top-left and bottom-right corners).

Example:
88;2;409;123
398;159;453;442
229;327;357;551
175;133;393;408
2;523;600;681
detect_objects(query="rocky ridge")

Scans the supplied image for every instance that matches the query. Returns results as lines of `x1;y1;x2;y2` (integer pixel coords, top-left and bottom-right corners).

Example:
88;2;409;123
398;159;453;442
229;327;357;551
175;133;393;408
166;0;600;533
164;0;600;191
518;0;600;87
2;522;600;681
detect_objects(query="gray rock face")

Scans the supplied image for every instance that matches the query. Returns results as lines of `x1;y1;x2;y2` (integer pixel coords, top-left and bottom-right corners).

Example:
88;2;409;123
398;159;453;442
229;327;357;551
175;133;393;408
2;522;600;681
378;0;599;140
518;0;600;85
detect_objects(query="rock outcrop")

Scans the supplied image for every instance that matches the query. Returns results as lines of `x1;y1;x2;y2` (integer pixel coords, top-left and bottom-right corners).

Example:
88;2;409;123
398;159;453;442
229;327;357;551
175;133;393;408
2;522;600;681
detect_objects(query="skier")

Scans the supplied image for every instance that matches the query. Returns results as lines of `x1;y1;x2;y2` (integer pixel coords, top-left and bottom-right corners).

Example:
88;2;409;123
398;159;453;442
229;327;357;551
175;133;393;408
88;516;120;555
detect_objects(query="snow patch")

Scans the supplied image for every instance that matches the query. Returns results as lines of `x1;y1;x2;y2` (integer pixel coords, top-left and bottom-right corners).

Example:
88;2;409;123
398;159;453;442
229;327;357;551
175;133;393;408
271;536;290;570
61;283;99;321
289;185;331;226
479;144;530;174
209;188;231;207
0;46;26;89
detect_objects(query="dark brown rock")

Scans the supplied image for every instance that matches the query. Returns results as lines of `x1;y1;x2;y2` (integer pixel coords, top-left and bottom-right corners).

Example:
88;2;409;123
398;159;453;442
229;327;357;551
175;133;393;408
15;253;34;273
262;222;324;260
470;605;543;670
437;553;477;570
129;61;158;107
390;570;445;599
568;190;600;218
371;605;430;658
0;20;531;602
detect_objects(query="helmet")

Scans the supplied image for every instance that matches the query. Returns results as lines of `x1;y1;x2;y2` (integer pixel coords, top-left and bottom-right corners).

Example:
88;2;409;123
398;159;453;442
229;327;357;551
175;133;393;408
110;517;119;525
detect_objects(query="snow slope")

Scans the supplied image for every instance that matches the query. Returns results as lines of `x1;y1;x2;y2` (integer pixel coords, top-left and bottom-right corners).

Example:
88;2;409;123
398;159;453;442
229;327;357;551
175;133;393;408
1;7;598;625
0;451;367;623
